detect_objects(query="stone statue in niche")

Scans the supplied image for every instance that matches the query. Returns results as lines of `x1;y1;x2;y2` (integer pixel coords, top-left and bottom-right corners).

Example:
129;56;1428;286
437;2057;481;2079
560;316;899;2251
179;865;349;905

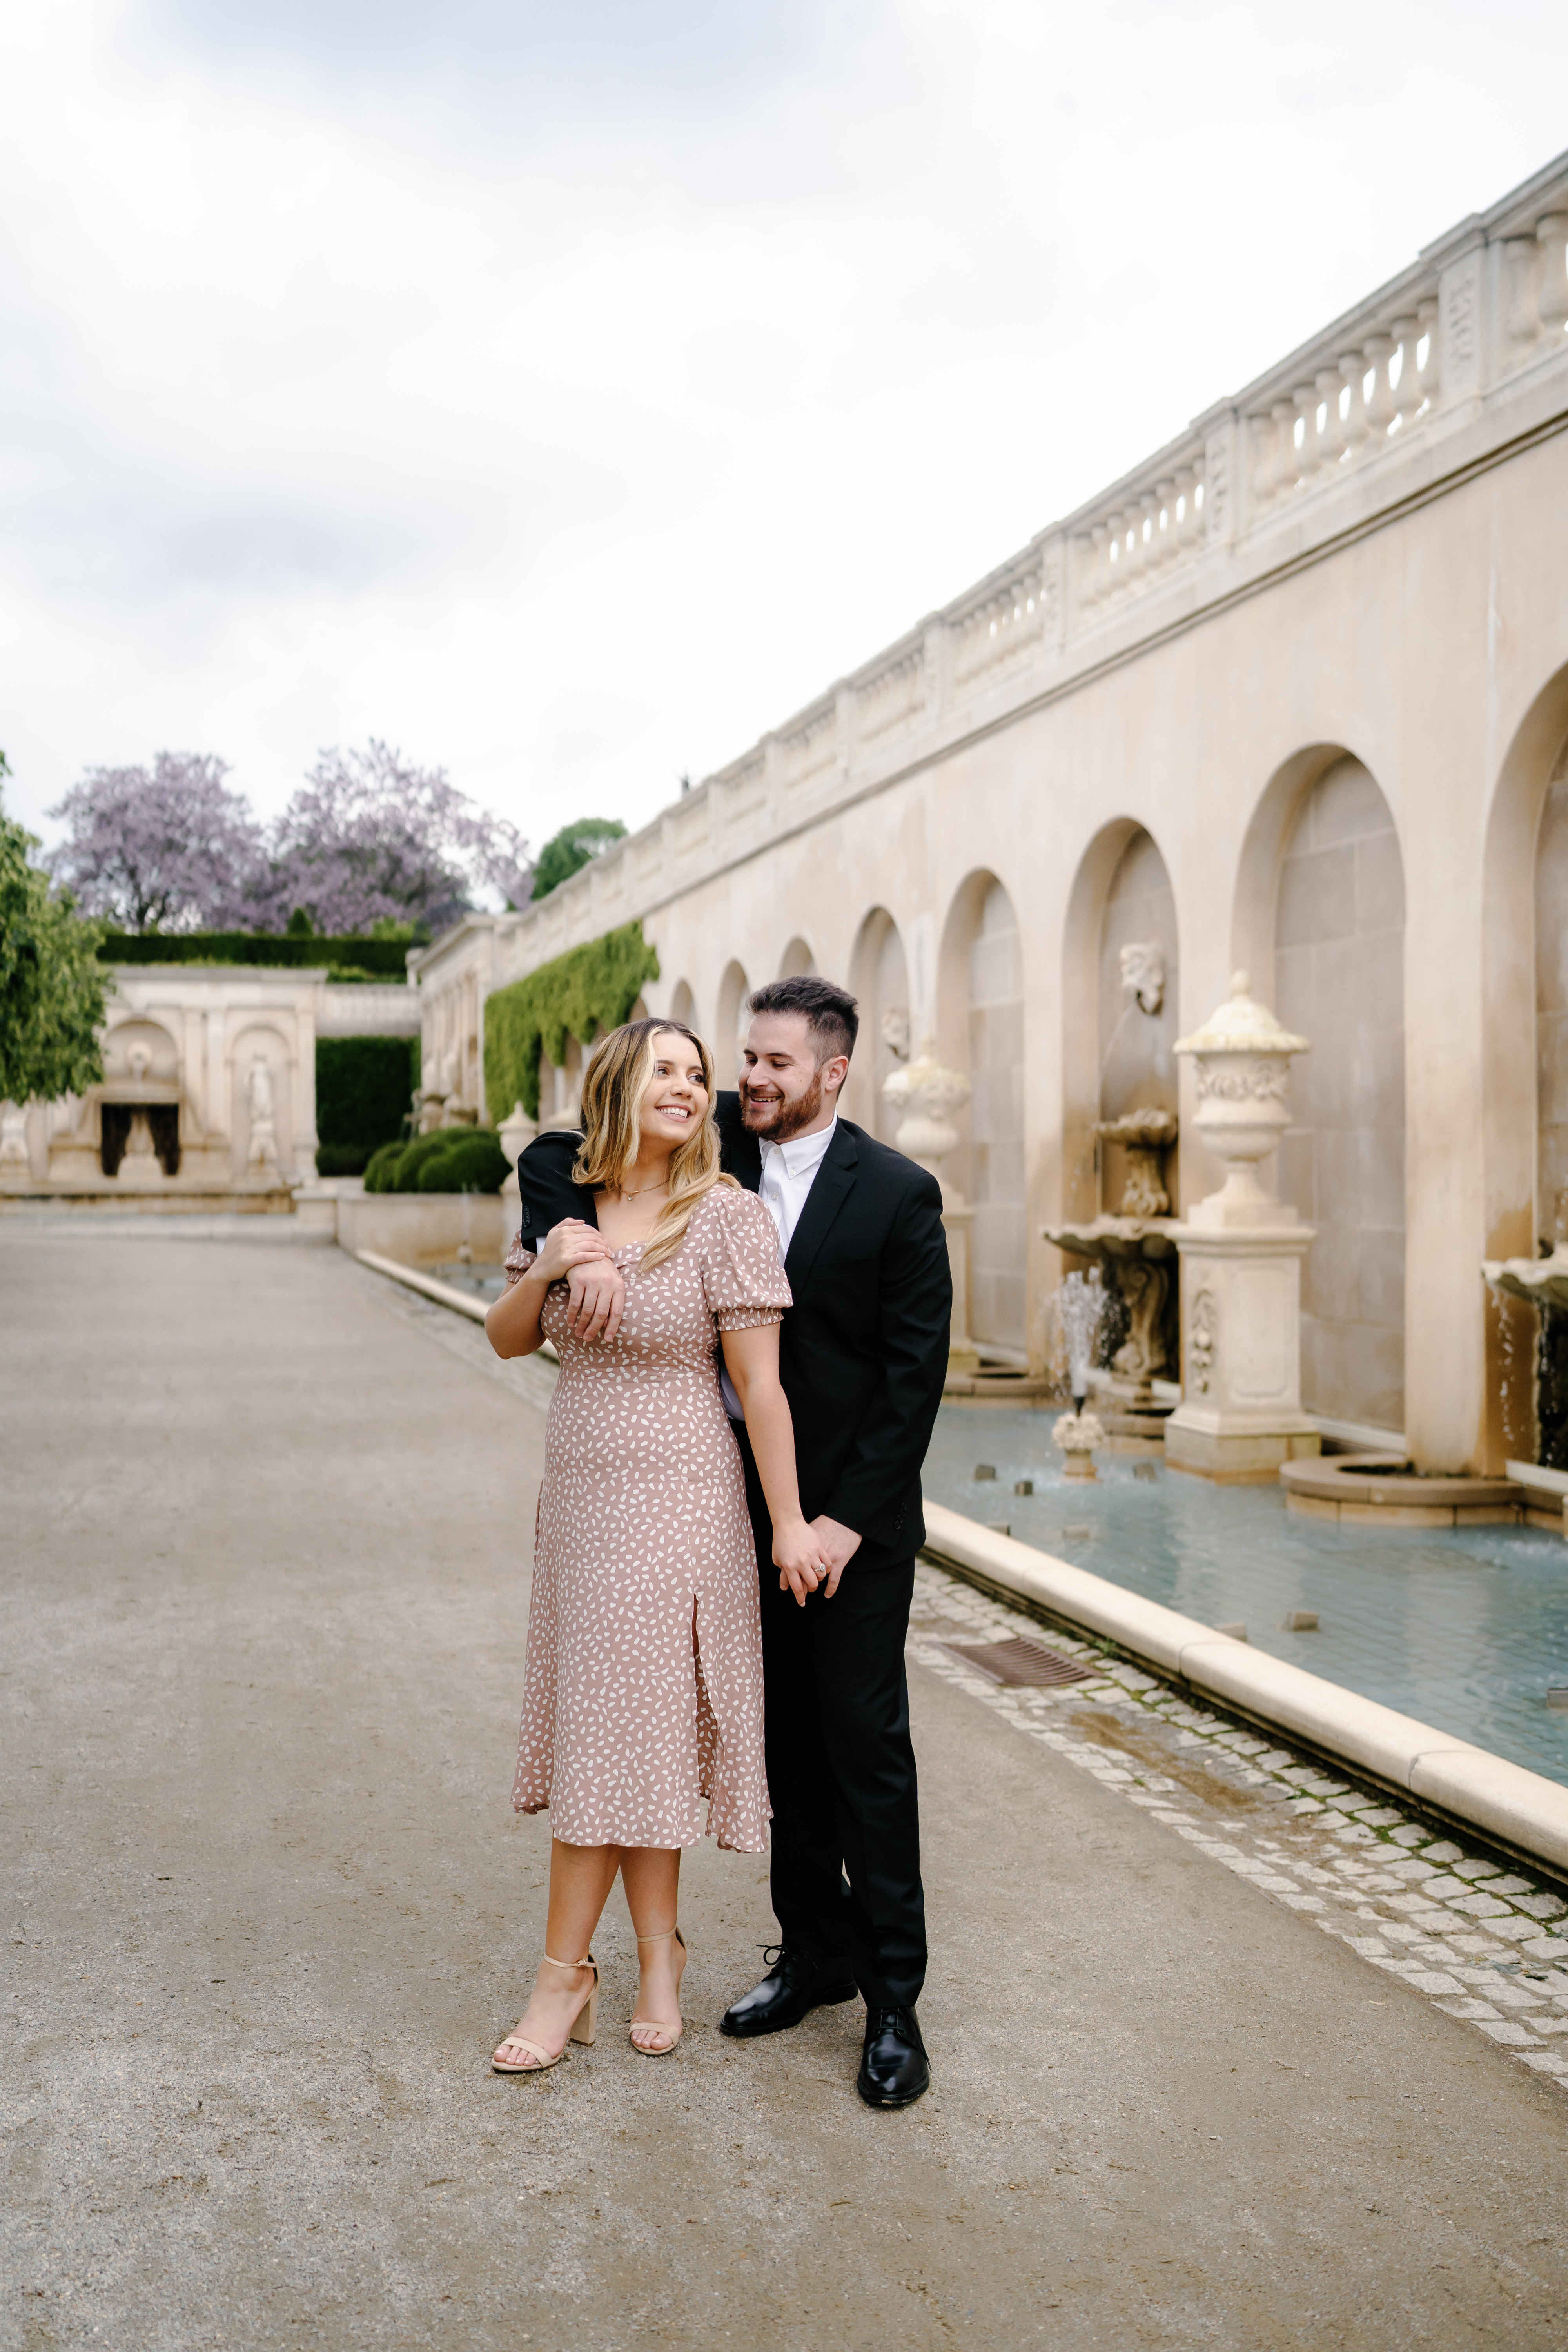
0;1103;28;1168
1118;940;1166;1016
245;1051;279;1172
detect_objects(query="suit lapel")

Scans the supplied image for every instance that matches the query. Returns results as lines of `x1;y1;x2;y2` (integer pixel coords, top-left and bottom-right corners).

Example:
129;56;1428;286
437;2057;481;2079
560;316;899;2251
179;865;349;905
783;1120;858;1292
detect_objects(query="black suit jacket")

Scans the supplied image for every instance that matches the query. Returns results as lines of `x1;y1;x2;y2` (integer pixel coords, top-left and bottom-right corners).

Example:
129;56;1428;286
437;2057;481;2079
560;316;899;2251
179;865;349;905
515;1096;952;1568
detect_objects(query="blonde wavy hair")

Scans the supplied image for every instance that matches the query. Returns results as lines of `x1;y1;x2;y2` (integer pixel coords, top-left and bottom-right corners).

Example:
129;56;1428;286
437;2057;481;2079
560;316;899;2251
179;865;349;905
573;1017;735;1274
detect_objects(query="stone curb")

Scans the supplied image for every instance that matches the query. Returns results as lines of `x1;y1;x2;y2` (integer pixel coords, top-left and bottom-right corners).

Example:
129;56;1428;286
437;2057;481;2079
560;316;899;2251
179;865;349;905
354;1247;488;1322
353;1248;561;1362
920;1500;1568;1881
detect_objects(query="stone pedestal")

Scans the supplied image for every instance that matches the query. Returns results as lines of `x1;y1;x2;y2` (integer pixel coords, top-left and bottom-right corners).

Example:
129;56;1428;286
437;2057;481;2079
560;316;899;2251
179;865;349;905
1165;973;1321;1482
1164;1212;1321;1480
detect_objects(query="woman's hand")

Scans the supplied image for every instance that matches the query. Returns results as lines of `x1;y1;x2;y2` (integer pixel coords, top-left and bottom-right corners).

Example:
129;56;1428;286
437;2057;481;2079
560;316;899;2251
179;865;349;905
534;1218;613;1285
771;1515;824;1609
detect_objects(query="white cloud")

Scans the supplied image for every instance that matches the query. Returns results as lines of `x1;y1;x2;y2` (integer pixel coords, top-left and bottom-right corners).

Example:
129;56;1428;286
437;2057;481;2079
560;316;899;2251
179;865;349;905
3;0;1566;851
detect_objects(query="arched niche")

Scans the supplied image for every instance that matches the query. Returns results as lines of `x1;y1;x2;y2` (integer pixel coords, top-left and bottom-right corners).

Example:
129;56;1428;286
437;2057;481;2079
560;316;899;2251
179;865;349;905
1098;831;1179;1212
102;1016;180;1085
715;960;751;1091
537;1034;585;1130
667;979;697;1031
1060;822;1178;1218
229;1022;295;1180
1267;753;1407;1435
778;936;815;978
846;907;909;1141
99;1016;183;1177
937;870;1025;1349
1483;660;1568;1464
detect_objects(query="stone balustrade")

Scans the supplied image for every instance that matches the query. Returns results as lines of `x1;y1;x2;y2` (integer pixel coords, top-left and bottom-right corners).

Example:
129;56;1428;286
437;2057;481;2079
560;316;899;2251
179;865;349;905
415;148;1568;1012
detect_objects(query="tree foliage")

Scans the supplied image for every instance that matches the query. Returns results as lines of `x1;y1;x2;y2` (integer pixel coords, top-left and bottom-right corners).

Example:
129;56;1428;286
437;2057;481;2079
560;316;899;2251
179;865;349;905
251;740;532;935
46;752;263;931
483;921;659;1120
0;777;109;1105
44;740;534;938
531;816;627;901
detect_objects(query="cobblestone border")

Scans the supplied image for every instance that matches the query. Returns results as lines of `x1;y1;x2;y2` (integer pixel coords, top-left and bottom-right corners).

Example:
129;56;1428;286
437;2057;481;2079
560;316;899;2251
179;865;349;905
910;1562;1568;2089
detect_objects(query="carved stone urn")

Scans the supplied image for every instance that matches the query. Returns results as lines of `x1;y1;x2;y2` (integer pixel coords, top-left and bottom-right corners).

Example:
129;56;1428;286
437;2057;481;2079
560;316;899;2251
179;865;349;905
883;1039;978;1371
1174;971;1308;1224
882;1041;969;1179
1053;1407;1107;1480
1164;974;1319;1481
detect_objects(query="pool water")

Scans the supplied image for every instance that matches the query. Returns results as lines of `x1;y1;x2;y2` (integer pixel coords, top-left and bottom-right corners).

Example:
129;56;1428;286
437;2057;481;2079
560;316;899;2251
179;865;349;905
923;1405;1568;1787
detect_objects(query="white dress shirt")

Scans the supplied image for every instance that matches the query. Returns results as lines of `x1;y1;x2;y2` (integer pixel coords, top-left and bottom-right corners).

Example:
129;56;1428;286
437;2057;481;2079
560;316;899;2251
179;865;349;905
720;1115;837;1420
756;1115;838;1255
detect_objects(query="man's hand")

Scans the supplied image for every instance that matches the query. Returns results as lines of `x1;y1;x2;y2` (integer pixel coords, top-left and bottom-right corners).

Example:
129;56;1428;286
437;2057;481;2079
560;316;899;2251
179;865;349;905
807;1514;862;1598
564;1252;627;1343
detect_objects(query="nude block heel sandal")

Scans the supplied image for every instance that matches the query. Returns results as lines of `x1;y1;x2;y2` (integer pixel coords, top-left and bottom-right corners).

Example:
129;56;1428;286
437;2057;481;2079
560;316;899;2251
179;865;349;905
492;1952;598;2073
630;1927;687;2055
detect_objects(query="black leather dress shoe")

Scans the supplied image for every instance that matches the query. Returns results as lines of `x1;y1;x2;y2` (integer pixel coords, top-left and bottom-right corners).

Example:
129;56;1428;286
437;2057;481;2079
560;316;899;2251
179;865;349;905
857;2006;930;2108
720;1947;858;2038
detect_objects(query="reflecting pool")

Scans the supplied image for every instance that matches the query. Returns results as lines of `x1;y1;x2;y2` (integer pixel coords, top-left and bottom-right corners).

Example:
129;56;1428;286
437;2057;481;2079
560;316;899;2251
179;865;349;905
923;1404;1568;1786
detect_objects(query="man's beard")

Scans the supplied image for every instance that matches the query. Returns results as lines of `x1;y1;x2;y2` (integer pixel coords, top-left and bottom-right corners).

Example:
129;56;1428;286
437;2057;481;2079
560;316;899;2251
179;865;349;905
740;1065;824;1142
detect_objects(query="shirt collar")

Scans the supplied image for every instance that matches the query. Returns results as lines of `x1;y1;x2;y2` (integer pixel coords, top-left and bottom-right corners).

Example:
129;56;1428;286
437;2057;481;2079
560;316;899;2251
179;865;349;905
760;1114;838;1177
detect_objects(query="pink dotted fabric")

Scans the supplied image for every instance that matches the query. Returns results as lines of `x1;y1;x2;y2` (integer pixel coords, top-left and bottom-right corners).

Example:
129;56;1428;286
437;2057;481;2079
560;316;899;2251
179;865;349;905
505;1183;790;1851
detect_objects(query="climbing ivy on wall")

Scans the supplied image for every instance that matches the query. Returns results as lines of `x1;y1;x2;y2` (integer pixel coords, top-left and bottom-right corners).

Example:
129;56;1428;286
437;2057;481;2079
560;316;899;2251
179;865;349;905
483;921;660;1120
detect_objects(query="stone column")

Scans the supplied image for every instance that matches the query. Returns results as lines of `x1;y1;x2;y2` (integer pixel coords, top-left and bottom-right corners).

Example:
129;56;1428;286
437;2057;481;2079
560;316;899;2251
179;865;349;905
1164;975;1321;1482
497;1100;538;1225
294;993;320;1183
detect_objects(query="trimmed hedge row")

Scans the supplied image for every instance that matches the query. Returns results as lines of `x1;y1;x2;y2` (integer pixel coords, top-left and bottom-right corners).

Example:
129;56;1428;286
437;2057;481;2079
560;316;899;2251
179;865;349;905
101;929;414;977
314;1036;417;1176
364;1128;510;1195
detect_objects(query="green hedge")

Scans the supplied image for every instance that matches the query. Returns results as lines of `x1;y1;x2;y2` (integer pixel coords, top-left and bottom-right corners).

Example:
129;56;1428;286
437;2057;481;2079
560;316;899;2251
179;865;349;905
315;1036;416;1178
483;920;659;1120
365;1126;508;1194
100;930;414;977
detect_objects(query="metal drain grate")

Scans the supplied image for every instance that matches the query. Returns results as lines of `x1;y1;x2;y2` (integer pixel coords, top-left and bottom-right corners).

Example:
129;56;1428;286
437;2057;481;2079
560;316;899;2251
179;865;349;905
943;1636;1096;1688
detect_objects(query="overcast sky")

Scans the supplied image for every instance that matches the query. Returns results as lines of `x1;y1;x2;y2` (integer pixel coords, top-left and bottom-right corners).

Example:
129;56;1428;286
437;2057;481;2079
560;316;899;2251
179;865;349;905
4;1;1567;855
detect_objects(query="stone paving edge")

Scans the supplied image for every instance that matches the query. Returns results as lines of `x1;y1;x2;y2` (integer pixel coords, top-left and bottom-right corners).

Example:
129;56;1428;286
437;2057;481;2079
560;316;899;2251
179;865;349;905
920;1499;1568;1887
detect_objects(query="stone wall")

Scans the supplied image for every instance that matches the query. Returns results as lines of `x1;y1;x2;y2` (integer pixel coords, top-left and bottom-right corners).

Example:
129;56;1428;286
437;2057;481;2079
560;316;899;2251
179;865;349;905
1274;759;1406;1433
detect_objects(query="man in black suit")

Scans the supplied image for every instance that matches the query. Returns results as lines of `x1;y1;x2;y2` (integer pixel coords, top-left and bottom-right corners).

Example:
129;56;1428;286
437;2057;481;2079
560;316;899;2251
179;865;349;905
514;976;951;2107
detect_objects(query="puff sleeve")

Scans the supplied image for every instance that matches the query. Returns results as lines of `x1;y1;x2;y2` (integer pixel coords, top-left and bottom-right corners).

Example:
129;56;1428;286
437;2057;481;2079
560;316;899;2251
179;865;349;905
695;1187;792;1331
503;1232;536;1289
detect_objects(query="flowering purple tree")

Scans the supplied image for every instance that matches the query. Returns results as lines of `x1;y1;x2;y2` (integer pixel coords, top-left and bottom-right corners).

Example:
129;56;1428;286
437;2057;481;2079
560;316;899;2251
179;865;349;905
245;741;533;935
46;753;264;932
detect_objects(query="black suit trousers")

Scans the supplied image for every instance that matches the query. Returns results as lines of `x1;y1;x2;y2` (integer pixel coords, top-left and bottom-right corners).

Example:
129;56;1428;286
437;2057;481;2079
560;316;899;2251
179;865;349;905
737;1430;926;2011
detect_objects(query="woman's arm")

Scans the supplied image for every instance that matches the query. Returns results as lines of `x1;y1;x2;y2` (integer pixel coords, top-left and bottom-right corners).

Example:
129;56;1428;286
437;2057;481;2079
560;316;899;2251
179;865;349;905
485;1220;611;1361
721;1323;823;1607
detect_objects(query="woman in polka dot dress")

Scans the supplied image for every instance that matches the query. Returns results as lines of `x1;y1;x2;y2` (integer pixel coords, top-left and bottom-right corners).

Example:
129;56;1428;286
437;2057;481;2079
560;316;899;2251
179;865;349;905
483;1017;825;2073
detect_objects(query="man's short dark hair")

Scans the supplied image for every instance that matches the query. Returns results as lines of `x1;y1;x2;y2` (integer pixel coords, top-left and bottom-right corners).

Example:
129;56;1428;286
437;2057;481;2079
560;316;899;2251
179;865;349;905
746;975;859;1063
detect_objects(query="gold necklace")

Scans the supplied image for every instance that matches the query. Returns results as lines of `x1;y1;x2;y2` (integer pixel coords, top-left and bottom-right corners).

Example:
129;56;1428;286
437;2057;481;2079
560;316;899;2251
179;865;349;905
617;1180;670;1200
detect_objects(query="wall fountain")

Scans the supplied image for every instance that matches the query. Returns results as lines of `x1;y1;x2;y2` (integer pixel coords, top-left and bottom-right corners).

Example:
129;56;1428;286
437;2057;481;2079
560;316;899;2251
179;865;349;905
1051;1267;1108;1477
1042;1107;1178;1438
